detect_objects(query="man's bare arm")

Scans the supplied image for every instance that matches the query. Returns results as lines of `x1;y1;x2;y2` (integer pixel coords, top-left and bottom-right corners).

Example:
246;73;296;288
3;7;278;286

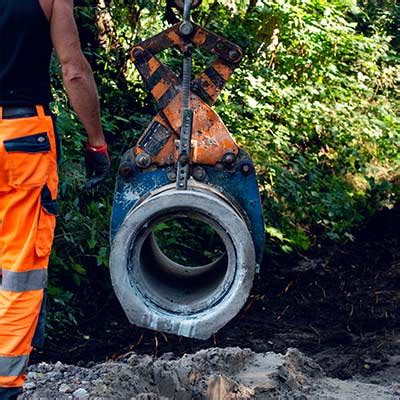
50;0;105;147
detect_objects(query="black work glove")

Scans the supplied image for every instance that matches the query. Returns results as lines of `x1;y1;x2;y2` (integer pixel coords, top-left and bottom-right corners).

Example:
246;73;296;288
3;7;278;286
85;143;111;190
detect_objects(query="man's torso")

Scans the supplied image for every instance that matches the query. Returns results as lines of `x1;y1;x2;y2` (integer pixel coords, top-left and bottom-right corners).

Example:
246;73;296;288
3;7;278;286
0;0;53;106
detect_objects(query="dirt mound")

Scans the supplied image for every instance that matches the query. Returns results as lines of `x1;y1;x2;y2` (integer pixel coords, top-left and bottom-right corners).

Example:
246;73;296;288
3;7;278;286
21;347;399;399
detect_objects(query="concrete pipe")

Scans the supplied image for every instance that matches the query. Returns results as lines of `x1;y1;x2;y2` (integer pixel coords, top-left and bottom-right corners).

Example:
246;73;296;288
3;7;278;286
109;183;256;340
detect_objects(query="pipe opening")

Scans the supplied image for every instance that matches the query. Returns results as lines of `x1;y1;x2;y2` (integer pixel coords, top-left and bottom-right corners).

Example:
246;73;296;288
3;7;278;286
128;212;236;315
152;216;226;267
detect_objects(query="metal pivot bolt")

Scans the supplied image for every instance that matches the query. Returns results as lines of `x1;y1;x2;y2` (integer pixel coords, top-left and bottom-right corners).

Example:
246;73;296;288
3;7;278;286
179;0;194;36
222;152;237;167
167;169;177;181
119;161;135;177
178;152;189;165
132;48;145;60
136;152;152;169
180;22;193;36
240;162;253;175
192;166;206;181
228;50;241;62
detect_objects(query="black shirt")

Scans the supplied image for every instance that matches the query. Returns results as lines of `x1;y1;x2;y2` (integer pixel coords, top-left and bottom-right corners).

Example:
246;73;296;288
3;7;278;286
0;0;53;106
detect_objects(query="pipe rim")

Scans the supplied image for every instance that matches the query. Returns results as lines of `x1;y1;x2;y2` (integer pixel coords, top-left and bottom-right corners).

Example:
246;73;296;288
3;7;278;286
110;184;256;338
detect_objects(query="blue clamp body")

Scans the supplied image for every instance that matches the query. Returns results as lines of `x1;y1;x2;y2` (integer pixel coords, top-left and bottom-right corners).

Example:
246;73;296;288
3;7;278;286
111;149;265;269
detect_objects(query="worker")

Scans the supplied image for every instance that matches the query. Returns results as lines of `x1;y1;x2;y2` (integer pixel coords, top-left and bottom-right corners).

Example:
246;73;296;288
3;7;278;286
0;0;111;398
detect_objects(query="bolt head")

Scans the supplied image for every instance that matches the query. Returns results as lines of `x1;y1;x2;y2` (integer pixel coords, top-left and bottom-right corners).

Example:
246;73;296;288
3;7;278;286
178;153;189;165
192;166;206;181
222;152;236;167
136;153;152;169
167;170;177;181
119;162;134;177
180;22;193;36
133;48;144;60
240;163;253;175
229;50;241;62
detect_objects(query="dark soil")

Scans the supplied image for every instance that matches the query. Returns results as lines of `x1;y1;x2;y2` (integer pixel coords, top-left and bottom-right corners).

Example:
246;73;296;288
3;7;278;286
32;205;400;381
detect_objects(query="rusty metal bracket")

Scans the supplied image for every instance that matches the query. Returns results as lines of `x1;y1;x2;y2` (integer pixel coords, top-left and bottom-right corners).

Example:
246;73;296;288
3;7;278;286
130;22;244;170
131;23;243;107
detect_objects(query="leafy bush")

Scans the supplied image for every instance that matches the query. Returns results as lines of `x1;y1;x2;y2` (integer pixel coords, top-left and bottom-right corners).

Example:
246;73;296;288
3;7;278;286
211;0;400;250
47;0;399;319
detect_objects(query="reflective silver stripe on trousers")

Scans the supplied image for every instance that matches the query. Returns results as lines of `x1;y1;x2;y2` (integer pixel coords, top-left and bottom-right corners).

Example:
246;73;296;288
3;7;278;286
0;355;29;377
0;269;48;292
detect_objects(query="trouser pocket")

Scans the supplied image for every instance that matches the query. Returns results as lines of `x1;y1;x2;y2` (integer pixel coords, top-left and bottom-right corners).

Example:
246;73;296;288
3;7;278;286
35;185;57;258
4;132;51;189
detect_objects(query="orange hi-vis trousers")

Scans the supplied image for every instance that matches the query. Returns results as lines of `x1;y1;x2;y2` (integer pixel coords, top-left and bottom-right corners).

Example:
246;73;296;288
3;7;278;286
0;106;58;393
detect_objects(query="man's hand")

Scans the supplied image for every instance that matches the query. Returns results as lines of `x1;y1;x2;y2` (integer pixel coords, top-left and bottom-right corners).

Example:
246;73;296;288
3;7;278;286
85;143;111;189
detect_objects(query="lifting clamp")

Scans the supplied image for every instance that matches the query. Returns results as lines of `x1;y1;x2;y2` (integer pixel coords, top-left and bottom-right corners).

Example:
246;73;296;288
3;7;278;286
109;0;265;340
128;6;243;187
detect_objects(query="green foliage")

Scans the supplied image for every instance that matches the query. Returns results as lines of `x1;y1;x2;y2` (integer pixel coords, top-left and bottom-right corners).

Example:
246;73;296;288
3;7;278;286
206;0;400;250
48;0;399;320
153;217;225;266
